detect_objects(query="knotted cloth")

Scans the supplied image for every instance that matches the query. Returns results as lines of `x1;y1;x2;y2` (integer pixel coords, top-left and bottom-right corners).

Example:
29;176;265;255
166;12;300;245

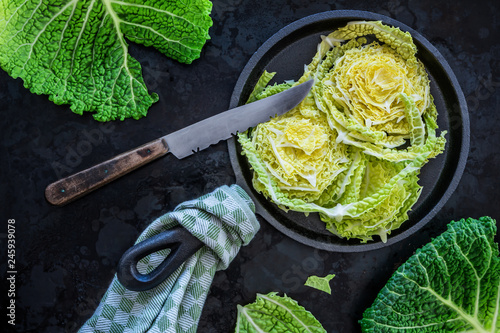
79;185;260;333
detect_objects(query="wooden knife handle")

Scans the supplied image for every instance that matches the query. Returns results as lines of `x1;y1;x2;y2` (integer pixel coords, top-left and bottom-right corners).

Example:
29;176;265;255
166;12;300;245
45;138;169;206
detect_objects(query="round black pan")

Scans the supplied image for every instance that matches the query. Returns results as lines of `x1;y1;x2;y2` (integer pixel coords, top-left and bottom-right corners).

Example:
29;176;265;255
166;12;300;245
227;10;470;252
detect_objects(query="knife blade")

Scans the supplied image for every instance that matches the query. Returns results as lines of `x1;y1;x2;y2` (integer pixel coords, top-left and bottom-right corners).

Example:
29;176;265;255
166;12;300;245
45;80;313;206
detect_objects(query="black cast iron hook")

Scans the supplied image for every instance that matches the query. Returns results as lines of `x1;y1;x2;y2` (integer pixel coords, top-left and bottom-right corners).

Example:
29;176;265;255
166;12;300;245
117;226;204;292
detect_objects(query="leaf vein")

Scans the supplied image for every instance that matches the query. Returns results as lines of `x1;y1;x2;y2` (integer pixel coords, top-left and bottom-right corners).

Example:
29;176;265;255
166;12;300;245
119;20;199;52
258;293;314;333
18;0;77;75
68;0;97;81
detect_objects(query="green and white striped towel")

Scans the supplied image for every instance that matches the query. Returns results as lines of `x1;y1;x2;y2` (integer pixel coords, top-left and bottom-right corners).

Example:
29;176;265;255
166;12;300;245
79;184;259;333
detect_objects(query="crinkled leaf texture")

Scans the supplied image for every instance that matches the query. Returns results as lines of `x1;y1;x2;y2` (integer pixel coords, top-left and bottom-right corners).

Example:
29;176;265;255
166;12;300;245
360;216;500;333
238;21;447;243
235;292;326;333
0;0;213;121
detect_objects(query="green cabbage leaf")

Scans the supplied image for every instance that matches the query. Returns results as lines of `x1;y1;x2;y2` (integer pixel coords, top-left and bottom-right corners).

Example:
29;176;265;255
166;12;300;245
234;292;326;333
360;216;500;332
238;21;446;242
0;0;213;121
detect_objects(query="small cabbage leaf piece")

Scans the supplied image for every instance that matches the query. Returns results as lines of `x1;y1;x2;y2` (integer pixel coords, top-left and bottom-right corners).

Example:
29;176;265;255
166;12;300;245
235;292;326;333
304;274;335;295
360;216;500;332
0;0;213;121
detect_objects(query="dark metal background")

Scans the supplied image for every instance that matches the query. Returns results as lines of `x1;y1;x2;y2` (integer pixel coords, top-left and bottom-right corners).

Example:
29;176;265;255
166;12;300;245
1;0;499;332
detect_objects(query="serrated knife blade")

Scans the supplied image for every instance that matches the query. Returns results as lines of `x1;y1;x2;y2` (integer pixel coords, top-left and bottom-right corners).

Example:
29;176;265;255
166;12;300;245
45;80;313;206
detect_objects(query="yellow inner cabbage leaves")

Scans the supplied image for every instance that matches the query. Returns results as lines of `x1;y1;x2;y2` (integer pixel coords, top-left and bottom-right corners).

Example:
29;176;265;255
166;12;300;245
329;43;430;135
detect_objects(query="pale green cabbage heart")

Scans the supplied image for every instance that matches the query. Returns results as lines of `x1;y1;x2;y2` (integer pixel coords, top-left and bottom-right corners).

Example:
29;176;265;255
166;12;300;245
361;216;500;332
238;21;447;242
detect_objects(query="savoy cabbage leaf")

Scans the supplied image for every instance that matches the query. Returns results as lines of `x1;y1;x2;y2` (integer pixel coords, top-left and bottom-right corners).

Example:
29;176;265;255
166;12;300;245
304;274;335;295
235;292;326;333
360;216;500;332
0;0;213;121
237;21;447;243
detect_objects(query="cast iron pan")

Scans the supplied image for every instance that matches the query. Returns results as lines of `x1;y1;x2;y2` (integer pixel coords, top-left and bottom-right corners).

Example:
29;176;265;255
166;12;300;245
227;10;469;252
117;10;469;291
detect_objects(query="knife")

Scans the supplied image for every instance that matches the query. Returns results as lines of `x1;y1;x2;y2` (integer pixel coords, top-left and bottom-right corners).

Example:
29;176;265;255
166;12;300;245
45;80;314;206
